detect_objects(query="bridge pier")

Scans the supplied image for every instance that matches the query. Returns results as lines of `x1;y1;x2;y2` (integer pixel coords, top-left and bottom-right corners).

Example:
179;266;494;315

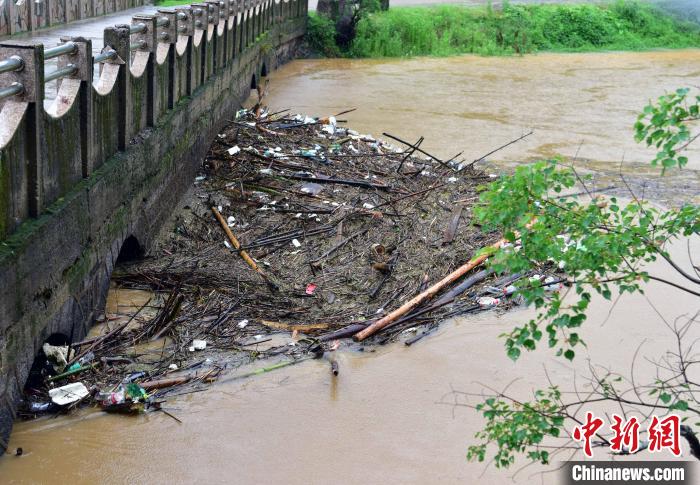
0;0;307;451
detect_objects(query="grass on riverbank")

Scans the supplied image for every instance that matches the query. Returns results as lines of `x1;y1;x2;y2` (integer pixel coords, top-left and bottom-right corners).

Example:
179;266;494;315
154;0;191;7
309;1;700;58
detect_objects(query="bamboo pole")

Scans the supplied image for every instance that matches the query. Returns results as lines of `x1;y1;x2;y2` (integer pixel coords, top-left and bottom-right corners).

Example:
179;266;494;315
353;238;508;341
212;206;279;292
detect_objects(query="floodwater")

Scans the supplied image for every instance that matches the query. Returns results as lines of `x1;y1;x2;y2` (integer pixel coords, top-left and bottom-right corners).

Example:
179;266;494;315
264;51;700;170
3;52;700;483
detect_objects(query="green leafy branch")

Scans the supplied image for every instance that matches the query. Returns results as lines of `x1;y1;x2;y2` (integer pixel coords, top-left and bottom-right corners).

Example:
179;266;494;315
635;87;700;172
474;159;699;362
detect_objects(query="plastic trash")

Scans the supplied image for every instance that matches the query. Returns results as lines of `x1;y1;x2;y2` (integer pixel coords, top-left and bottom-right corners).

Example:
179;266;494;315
78;351;95;365
43;343;71;372
189;339;207;351
49;382;89;406
485;284;518;296
28;402;52;413
98;383;147;413
300;182;323;195
168;363;178;371
122;371;146;383
291;239;302;248
477;296;501;308
543;276;564;292
227;145;240;155
98;389;125;406
237;319;249;329
306;283;317;295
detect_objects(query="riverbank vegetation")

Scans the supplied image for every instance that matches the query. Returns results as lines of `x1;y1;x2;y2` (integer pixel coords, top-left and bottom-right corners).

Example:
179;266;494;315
308;1;700;58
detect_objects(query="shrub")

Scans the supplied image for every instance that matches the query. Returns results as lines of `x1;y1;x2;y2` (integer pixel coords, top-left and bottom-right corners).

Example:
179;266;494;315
306;13;342;57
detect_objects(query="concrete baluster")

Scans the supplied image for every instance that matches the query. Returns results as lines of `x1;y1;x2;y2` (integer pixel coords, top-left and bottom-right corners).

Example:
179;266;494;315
192;3;212;82
205;0;221;71
131;14;157;128
238;0;246;54
233;0;242;56
58;36;94;177
253;0;259;40
248;0;254;51
0;42;43;223
220;0;232;65
260;0;266;33
157;9;178;111
175;6;195;96
268;0;273;31
103;25;130;151
192;3;207;87
240;0;247;50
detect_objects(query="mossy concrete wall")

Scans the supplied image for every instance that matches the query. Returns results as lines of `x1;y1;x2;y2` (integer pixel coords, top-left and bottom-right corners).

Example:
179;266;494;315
0;14;306;451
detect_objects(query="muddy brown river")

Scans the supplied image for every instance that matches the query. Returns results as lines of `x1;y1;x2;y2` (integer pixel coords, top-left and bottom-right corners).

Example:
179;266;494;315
2;52;700;483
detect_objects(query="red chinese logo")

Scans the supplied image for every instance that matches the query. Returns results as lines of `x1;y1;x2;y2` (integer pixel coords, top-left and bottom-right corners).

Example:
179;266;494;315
572;413;682;458
572;412;604;458
647;415;681;457
609;414;640;454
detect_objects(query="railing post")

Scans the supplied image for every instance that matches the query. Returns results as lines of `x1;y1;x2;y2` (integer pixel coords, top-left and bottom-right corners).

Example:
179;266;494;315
158;10;178;46
205;2;216;79
175;6;195;96
236;0;244;54
58;36;94;177
251;0;257;40
103;25;130;150
204;1;220;71
256;0;262;39
220;0;232;65
241;0;250;50
192;3;207;86
157;9;178;110
131;14;157;126
0;42;44;218
267;0;272;31
246;0;255;47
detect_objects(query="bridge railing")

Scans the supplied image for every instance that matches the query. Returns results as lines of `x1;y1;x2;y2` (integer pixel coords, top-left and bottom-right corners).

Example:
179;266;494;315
0;0;307;240
0;0;152;38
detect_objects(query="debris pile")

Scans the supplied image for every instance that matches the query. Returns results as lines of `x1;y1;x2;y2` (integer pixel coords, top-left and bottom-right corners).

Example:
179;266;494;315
20;103;555;421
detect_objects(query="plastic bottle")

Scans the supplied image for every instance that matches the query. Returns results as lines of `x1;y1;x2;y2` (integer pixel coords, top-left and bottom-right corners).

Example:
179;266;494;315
29;402;52;412
97;389;125;405
477;296;501;308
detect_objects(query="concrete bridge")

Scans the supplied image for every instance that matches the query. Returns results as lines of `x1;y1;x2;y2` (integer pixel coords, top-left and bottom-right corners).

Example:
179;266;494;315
0;0;307;449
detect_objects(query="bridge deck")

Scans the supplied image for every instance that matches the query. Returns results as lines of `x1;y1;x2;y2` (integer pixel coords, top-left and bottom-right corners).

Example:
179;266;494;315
8;6;159;53
7;6;160;101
